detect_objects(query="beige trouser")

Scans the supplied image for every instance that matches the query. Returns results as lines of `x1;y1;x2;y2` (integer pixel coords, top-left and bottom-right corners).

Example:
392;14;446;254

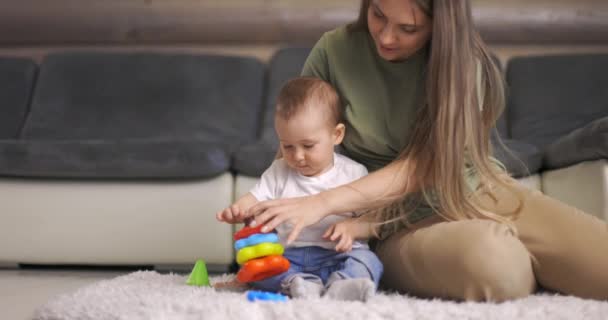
375;178;608;302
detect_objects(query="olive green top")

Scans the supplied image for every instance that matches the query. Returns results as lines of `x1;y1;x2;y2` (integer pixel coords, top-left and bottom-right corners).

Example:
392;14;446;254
301;25;427;172
301;26;505;228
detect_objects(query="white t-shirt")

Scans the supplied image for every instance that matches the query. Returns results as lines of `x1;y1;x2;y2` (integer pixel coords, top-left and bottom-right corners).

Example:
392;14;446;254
250;153;369;249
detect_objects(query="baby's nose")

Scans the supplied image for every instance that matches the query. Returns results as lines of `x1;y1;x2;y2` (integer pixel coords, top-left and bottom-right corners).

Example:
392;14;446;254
294;149;305;161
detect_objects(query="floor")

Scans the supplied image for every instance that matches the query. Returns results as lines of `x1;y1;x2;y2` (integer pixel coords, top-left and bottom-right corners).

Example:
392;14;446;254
0;267;129;320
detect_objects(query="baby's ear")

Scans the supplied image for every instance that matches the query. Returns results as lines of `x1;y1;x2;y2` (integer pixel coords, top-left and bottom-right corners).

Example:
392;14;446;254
333;123;346;144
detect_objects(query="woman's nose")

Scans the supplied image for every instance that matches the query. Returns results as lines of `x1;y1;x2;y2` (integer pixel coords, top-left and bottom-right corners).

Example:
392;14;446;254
379;26;396;46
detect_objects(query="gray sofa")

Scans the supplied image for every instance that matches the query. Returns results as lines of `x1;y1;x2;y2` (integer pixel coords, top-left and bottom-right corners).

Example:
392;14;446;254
0;52;266;269
0;49;606;270
504;54;608;217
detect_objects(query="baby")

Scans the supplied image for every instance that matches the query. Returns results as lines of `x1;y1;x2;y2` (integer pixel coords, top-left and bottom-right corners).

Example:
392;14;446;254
216;77;382;301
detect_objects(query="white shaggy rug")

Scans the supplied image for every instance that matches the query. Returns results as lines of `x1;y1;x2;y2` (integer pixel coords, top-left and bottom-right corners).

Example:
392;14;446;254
34;271;608;320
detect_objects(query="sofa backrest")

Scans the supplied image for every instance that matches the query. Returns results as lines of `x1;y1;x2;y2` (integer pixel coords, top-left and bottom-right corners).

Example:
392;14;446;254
491;54;509;139
21;52;265;148
506;54;608;148
260;47;312;141
0;57;37;139
231;47;311;176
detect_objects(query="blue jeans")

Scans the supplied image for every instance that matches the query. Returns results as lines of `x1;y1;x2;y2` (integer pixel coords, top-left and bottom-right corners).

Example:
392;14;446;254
251;246;383;294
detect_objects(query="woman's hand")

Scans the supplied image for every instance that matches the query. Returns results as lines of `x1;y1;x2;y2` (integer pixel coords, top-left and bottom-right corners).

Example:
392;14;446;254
244;194;331;244
323;218;372;252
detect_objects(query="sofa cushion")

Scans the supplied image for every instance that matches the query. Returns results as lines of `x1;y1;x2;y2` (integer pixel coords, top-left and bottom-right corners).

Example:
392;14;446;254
13;52;264;178
232;47;311;176
0;139;229;179
543;116;608;170
493;139;542;178
232;140;279;178
506;54;608;148
24;52;264;142
0;57;37;138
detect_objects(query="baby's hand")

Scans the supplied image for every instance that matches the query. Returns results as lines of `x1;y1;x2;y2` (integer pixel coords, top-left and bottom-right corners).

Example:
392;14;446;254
216;204;246;224
323;220;356;252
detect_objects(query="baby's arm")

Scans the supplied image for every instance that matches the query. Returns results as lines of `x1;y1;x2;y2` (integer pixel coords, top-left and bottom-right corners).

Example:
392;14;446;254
216;192;259;224
323;215;378;252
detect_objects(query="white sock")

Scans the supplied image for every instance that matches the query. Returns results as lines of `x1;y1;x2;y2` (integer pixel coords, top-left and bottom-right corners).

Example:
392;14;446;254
289;277;323;299
324;278;376;302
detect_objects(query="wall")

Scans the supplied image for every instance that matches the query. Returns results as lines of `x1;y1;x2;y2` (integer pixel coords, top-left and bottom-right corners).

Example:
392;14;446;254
0;0;607;63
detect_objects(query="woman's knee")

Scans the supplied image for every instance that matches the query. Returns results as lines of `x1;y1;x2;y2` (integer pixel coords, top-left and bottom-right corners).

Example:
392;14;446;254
458;221;536;301
376;220;536;301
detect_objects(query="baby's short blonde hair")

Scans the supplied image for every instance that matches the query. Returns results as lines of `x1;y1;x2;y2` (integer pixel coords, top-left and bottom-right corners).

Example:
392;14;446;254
275;77;342;125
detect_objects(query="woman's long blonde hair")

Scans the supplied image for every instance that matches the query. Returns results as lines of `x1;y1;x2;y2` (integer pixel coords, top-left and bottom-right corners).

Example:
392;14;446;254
351;0;522;235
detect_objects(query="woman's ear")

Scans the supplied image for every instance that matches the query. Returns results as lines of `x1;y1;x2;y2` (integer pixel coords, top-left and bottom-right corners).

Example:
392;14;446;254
333;123;346;145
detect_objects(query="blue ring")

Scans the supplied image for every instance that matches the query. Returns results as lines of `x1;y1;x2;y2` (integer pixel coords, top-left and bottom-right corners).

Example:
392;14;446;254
246;290;288;302
234;232;279;250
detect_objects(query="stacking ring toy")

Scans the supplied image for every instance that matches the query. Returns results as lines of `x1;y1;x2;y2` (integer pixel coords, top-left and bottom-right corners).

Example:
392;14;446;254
236;242;284;265
233;224;289;284
246;290;288;302
237;255;290;283
235;233;279;250
234;224;267;241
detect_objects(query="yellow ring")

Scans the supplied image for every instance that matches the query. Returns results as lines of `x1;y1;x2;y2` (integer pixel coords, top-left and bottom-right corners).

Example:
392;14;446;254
236;242;284;265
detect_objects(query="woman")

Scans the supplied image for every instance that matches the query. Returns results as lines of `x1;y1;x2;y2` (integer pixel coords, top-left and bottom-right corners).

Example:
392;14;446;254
243;0;608;301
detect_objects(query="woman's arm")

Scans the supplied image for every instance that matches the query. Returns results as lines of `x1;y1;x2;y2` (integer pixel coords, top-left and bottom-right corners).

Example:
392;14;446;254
244;158;418;244
320;159;417;216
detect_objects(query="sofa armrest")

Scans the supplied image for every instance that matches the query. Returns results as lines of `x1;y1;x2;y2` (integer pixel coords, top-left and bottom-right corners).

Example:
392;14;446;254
541;159;608;220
